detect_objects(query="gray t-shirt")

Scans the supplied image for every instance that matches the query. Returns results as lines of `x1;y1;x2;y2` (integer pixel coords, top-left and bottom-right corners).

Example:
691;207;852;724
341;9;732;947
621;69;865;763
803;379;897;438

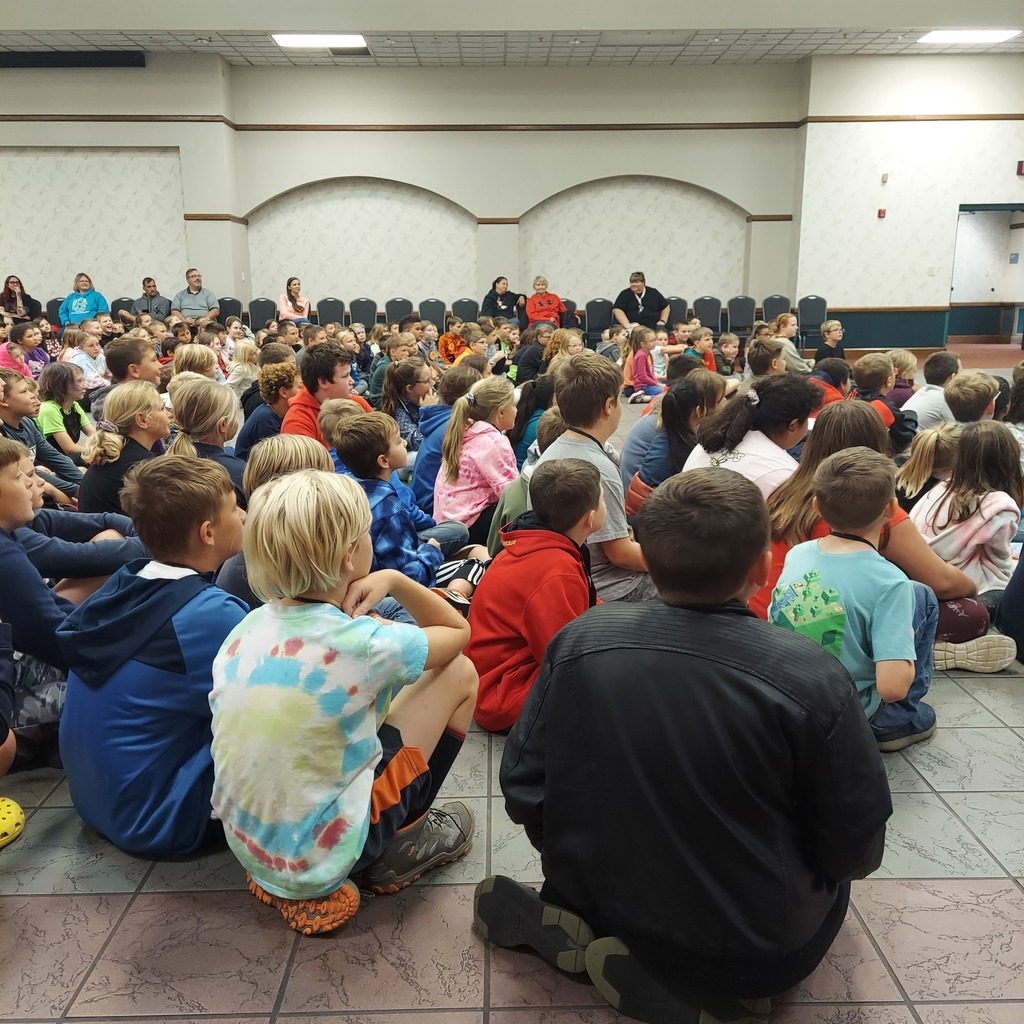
172;286;219;320
534;433;652;601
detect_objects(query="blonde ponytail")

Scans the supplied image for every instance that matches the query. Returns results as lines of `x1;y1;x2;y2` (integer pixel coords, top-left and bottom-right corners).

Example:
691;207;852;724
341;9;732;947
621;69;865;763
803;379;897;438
167;378;241;458
896;423;961;500
81;381;160;467
440;376;514;484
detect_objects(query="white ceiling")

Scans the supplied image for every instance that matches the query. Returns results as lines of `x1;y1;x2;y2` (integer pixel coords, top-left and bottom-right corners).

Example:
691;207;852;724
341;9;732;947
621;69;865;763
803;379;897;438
1;28;1024;66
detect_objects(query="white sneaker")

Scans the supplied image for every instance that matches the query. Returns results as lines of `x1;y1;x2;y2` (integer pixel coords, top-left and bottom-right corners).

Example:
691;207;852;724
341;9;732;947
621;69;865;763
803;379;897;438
934;632;1017;673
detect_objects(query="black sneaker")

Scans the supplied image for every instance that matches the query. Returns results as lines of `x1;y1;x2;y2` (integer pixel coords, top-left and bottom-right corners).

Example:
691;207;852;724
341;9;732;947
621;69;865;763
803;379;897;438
585;936;771;1024
473;875;594;973
362;800;475;894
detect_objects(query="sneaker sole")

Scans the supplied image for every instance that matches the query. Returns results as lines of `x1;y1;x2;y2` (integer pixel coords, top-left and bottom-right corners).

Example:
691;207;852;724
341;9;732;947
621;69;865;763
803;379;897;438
876;720;938;753
934;636;1016;673
473;875;594;973
248;873;360;935
365;838;473;896
585;937;771;1024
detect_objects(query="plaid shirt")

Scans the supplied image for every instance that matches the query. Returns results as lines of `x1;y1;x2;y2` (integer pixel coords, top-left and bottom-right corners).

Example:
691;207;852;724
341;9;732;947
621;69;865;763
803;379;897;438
358;477;444;586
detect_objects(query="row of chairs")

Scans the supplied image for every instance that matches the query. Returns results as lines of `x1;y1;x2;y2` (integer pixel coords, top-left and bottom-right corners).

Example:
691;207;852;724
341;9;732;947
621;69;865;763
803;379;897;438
45;293;828;345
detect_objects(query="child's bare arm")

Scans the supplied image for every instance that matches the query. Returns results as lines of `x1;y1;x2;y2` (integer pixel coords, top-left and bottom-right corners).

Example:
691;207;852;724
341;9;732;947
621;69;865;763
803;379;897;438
342;569;469;669
875;659;914;704
600;536;648;573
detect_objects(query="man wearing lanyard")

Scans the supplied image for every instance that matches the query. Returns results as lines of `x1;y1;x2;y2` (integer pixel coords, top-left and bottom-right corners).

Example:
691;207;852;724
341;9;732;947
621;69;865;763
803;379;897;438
612;272;670;331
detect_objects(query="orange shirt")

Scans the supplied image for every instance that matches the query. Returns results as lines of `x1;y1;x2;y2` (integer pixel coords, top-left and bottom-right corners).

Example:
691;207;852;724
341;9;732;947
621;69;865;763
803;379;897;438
438;332;460;365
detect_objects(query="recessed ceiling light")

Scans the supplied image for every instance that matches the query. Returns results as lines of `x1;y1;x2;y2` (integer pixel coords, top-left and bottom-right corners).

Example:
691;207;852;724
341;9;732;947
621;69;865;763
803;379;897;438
918;29;1021;44
272;33;367;49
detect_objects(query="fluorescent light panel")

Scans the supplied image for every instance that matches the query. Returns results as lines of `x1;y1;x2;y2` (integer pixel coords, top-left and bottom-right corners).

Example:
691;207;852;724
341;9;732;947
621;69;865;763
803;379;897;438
918;29;1021;44
272;33;367;49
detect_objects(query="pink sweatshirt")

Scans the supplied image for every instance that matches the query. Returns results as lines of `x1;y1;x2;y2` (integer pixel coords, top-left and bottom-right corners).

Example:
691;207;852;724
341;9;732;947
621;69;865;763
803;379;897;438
433;420;519;527
910;481;1021;594
632;348;660;389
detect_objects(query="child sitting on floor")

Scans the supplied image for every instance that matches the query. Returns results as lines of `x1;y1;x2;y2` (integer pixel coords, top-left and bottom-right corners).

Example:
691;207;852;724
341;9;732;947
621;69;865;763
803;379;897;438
334;411;487;594
57;458;247;857
852;352;918;453
772;446;936;750
468;459;602;732
434;376;519;546
910;420;1024;611
475;468;891;1024
624;327;664;404
886;349;918;409
210;469;478;934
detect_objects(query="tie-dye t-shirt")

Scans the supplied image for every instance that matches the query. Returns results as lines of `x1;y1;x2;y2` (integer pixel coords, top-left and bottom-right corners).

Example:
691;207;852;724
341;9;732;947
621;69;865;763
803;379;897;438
210;602;428;900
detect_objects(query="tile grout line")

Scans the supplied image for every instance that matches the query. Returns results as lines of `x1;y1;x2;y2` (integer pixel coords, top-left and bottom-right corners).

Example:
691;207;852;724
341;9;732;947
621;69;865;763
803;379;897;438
53;883;148;1022
944;672;1022;730
848;896;921;1016
267;929;303;1023
927;787;1021;881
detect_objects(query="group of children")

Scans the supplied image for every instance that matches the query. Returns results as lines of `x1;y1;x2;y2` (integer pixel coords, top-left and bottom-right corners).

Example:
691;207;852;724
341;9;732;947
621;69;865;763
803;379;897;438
6;282;1024;1023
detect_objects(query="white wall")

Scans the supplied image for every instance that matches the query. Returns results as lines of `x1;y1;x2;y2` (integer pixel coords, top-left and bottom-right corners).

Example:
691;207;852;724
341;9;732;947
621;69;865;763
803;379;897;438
518;176;747;304
2;53;1024;312
246;178;478;302
0;147;188;303
1007;226;1024;303
951;211;1012;303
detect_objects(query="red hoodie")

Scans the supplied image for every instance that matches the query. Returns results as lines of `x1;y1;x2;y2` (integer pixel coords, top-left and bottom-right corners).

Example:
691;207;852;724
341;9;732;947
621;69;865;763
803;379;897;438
281;386;371;448
467;513;597;732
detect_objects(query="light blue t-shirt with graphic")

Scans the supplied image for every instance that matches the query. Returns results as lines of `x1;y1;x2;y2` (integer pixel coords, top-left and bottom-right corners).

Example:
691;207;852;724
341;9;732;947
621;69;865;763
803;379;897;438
210;603;428;900
769;541;916;719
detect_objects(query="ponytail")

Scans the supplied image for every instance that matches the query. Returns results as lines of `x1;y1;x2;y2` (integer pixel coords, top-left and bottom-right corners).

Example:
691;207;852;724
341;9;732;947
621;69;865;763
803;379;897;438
696;374;821;454
167;378;241;458
440;376;514;484
896;424;961;500
81;381;159;467
380;357;425;419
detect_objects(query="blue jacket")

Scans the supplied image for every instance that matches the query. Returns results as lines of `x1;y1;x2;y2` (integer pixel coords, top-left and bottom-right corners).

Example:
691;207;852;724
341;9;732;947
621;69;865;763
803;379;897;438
58;289;109;325
234;403;282;462
57;561;248;856
1;416;83;496
17;509;147;580
359;477;444;585
194;442;247;508
411;403;453;514
0;528;75;668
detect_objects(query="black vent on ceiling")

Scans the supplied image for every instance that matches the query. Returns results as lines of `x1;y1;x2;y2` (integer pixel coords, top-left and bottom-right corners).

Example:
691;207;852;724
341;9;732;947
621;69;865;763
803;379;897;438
328;47;372;57
0;51;146;69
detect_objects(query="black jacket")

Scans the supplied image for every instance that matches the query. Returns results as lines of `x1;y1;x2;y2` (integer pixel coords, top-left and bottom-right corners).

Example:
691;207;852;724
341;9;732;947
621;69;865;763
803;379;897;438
512;341;545;385
856;389;918;453
501;600;890;966
482;288;524;320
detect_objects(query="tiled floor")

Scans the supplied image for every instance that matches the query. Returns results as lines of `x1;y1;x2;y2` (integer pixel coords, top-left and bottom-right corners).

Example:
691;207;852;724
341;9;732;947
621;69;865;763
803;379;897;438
5;393;1024;1024
6;671;1024;1023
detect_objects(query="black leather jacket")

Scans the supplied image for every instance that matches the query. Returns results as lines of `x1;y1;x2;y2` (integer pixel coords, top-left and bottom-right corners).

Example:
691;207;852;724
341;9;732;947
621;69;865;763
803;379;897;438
501;599;891;963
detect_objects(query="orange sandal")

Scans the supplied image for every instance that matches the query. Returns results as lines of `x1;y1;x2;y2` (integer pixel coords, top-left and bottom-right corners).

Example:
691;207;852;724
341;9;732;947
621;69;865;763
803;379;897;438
0;797;25;850
247;872;360;935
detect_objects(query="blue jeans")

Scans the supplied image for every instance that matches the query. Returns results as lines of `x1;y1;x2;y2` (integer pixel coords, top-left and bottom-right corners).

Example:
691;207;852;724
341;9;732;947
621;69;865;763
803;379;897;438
373;597;415;625
418;521;471;559
870;581;937;738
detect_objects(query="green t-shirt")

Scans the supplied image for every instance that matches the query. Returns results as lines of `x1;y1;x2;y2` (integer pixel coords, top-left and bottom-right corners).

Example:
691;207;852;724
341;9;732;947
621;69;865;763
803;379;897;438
36;399;88;442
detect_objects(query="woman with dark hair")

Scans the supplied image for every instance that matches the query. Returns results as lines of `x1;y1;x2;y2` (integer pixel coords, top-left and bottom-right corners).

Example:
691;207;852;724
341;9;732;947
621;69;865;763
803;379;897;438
508;374;555;469
481;276;525;324
683;374;822;497
277;277;310;324
1;275;42;322
626;370;726;515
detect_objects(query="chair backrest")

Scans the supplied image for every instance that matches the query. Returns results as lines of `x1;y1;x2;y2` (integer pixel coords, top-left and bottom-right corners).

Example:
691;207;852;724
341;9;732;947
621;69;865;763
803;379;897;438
217;297;242;325
348;297;379;328
110;297;134;318
797;295;828;340
584;298;614;343
385;297;413;324
451;297;479;323
562;298;580;328
665;296;688;328
248;297;277;331
47;297;64;325
726;296;757;336
418;298;446;335
315;297;346;328
692;296;723;336
762;295;792;326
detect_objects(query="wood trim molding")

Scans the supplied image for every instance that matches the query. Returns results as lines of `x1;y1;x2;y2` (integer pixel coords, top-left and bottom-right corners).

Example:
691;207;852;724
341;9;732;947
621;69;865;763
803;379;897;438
949;301;1017;308
746;214;793;222
184;213;249;226
477;217;519;225
0;113;235;126
1011;221;1024;230
802;113;1024;125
